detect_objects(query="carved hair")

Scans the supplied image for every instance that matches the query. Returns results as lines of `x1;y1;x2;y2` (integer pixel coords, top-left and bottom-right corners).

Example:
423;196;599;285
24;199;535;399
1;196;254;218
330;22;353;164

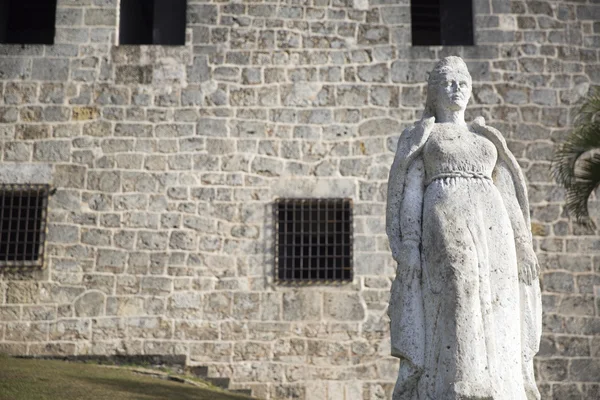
422;56;472;119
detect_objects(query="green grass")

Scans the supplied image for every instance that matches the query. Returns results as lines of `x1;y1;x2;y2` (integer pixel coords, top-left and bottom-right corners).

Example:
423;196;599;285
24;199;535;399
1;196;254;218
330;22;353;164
0;355;252;400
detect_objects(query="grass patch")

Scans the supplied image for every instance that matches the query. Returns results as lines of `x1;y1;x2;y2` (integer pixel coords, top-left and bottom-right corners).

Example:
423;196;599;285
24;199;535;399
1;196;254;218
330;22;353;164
0;355;252;400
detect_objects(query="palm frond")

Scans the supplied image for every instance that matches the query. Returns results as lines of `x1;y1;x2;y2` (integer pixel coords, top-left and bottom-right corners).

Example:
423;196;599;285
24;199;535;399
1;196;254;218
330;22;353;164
552;87;600;226
574;87;600;126
551;122;600;187
562;153;600;228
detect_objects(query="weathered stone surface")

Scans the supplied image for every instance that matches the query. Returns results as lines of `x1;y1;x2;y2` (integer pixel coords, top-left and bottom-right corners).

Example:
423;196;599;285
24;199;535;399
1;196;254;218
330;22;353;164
32;59;69;81
282;291;321;321
0;2;596;399
88;171;120;192
51;319;91;340
0;164;52;184
323;293;365;321
115;66;153;85
74;291;105;317
106;297;145;317
359;118;401;137
387;57;542;399
33;141;70;161
54;165;86;188
0;58;29;79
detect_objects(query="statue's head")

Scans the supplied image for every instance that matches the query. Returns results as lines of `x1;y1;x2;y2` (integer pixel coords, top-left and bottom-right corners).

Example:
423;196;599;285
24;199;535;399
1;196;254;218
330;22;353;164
423;56;472;119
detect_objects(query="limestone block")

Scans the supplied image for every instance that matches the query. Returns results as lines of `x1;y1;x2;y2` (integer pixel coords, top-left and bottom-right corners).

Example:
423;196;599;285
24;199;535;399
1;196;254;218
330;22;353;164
47;224;79;244
91;317;126;340
34;141;70;162
97;249;127;270
140;277;172;296
323;293;366;321
0;343;28;356
74;291;105;317
203;292;232;320
358;118;401;138
0;58;30;80
143;341;188;356
22;305;57;321
169;291;202;310
54;165;86;188
189;342;232;363
0;107;19;123
283;291;321;321
188;4;218;24
50;319;91;340
106;296;145;317
234;341;272;361
137;231;169;250
6;282;41;304
115;66;152;85
273;338;307;363
232;292;261;320
32;59;69;81
126;317;172;339
197;118;228;136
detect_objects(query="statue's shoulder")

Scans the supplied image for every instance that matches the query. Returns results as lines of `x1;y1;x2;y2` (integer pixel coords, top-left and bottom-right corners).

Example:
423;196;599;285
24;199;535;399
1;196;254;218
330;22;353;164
400;116;435;139
470;116;507;142
399;123;417;137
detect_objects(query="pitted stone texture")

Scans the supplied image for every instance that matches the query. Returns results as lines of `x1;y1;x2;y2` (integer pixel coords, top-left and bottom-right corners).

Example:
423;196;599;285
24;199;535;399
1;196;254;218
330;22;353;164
0;0;597;399
387;57;542;400
74;291;105;317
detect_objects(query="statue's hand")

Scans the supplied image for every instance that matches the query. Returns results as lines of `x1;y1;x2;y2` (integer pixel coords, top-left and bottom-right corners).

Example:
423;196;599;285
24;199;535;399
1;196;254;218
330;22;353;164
517;243;539;285
395;240;421;282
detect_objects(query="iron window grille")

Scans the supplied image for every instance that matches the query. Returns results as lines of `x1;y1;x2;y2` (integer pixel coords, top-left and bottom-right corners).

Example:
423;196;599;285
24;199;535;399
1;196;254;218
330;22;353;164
0;184;50;269
0;0;58;45
119;0;187;45
274;198;353;283
411;0;474;46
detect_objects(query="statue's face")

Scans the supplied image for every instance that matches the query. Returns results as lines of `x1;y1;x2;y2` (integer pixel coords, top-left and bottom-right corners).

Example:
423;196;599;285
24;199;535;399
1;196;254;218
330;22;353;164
435;69;471;113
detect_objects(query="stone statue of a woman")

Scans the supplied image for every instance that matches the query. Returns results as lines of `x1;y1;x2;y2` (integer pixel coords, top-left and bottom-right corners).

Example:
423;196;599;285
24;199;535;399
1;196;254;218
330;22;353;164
386;56;542;400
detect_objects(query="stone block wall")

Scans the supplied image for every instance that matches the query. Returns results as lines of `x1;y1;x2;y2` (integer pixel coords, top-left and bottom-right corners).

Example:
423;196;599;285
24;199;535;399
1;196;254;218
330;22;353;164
0;0;598;398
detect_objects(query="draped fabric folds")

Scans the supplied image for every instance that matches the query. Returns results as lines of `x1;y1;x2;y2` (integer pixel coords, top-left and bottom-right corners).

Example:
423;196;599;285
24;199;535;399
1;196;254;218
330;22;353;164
387;118;542;400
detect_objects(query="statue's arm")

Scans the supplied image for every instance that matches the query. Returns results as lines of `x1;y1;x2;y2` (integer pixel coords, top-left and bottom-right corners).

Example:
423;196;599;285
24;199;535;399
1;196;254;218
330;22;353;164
386;128;425;262
399;157;425;244
386;129;409;258
494;161;532;243
494;162;538;284
473;117;539;284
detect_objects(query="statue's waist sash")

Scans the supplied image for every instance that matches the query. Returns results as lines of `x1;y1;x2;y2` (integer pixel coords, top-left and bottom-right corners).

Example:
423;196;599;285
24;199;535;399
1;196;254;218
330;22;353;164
426;171;492;186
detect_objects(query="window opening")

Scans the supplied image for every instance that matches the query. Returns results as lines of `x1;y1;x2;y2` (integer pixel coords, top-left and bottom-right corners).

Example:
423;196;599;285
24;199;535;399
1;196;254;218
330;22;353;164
411;0;474;46
119;0;186;45
274;198;353;283
0;0;57;44
0;184;50;269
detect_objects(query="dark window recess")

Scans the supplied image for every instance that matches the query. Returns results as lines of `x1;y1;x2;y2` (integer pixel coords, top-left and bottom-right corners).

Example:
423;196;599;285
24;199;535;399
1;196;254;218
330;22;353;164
0;184;49;269
120;0;186;45
275;198;353;283
411;0;474;46
0;0;57;44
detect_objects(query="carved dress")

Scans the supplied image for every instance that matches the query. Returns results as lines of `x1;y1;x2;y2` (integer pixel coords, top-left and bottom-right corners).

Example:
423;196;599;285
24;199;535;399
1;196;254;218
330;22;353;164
387;120;542;400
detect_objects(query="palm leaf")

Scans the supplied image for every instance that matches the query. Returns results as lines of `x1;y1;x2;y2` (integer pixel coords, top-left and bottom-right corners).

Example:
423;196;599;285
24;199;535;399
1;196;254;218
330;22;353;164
573;88;600;126
552;123;600;187
552;87;600;227
562;153;600;228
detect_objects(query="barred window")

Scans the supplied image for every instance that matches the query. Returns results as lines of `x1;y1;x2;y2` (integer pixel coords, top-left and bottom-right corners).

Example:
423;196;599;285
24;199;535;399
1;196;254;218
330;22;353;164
0;0;57;44
411;0;474;46
119;0;187;45
0;184;49;269
274;198;353;283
